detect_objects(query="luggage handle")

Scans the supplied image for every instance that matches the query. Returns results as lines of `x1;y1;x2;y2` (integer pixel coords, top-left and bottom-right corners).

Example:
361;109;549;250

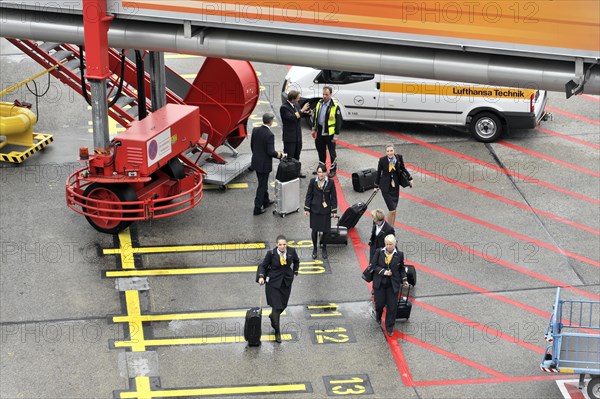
365;190;378;206
400;284;411;305
259;284;264;309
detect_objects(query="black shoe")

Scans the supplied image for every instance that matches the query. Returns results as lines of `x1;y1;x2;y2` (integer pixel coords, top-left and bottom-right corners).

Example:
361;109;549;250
328;169;337;178
264;200;275;208
386;329;394;337
253;207;266;215
299;173;307;178
275;332;282;343
321;249;328;259
312;249;318;259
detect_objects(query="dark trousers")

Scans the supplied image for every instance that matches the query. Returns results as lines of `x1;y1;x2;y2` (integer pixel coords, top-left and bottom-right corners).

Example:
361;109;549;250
269;308;283;333
283;141;302;161
374;284;398;332
254;172;270;210
315;128;337;168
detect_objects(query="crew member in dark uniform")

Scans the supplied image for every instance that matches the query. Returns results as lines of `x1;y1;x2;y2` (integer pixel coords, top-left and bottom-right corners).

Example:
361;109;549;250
374;144;413;226
257;235;300;343
304;164;338;259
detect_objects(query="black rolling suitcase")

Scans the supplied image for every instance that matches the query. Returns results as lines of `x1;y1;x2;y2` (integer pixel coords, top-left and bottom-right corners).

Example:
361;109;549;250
352;168;377;192
244;288;263;346
275;158;301;182
396;285;412;320
322;217;348;245
338;191;377;229
405;264;417;286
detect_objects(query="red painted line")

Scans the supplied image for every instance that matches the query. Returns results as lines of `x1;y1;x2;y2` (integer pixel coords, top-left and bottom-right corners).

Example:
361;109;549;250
387;334;415;386
337;140;599;236
332;174;413;386
564;380;586;399
414;374;568;387
498;140;600;178
401;191;600;268
386;131;600;206
547;106;600;126
580;94;600;103
395;331;508;378
405;260;598;335
394;221;600;301
412;299;545;354
536;127;600;150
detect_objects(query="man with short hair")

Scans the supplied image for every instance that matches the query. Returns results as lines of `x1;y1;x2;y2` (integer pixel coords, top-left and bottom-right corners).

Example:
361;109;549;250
280;90;311;178
312;86;342;177
251;113;286;215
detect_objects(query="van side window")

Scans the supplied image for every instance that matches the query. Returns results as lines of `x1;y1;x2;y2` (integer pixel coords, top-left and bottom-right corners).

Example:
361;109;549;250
315;70;375;85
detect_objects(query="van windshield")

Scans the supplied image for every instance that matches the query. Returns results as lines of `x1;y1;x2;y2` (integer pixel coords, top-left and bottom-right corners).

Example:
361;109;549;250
316;70;374;85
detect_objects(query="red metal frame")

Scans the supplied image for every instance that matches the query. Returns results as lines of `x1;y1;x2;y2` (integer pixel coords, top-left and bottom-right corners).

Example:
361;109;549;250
65;157;204;222
82;0;112;80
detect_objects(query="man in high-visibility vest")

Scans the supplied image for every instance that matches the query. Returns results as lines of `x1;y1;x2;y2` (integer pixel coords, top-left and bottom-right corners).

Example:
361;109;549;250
312;86;342;177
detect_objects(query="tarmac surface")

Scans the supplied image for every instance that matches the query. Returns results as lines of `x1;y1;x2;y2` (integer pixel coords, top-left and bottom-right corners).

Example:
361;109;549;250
0;39;599;398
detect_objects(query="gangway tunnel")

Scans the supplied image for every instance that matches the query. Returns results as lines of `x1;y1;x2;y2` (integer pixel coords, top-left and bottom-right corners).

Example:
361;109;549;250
1;1;599;95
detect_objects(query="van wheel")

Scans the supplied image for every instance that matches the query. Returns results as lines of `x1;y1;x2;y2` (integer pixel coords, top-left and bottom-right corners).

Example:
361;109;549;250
470;112;503;142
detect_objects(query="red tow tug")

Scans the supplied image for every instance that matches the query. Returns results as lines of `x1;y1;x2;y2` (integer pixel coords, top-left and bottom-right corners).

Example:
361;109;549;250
66;104;205;234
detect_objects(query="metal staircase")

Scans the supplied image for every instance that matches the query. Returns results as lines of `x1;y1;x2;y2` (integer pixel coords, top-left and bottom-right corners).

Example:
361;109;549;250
6;38;259;164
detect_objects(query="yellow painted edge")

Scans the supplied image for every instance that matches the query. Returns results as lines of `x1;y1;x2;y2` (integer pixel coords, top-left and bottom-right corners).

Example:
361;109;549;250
203;183;249;190
118;229;136;269
103;242;265;255
114;334;293;348
307;304;338;309
113;309;280;323
120;383;308;398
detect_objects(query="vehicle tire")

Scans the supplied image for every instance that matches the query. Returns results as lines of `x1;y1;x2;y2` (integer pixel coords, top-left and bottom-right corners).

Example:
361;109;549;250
469;112;503;142
83;183;137;234
588;376;600;399
163;157;185;179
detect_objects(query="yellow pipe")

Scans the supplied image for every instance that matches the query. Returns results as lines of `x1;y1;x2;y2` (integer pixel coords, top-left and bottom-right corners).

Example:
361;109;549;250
0;64;61;99
0;102;37;147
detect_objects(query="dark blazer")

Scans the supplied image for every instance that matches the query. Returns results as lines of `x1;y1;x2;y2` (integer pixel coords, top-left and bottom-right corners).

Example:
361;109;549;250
369;221;395;260
280;101;308;143
374;154;411;191
256;247;300;288
251;125;281;173
304;178;338;215
371;248;407;294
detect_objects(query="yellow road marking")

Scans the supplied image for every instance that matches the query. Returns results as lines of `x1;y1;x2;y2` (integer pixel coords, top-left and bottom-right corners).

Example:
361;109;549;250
113;309;282;323
119;383;308;398
114;334;293;348
307;303;338;309
180;73;196;79
118;229;136;269
132;376;152;399
125;291;146;352
108;266;256;277
106;261;323;278
203;183;249;190
104;242;265;255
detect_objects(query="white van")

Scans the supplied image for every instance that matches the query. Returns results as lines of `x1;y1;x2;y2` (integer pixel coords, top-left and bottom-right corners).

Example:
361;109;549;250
282;67;549;142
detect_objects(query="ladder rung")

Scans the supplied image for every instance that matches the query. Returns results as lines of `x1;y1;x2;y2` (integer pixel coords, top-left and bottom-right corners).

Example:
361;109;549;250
126;106;139;119
63;59;81;71
39;42;60;52
116;96;136;108
51;50;74;62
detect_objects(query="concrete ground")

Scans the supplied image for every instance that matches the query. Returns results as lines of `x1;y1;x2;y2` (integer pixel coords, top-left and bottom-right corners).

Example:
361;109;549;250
1;39;599;398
